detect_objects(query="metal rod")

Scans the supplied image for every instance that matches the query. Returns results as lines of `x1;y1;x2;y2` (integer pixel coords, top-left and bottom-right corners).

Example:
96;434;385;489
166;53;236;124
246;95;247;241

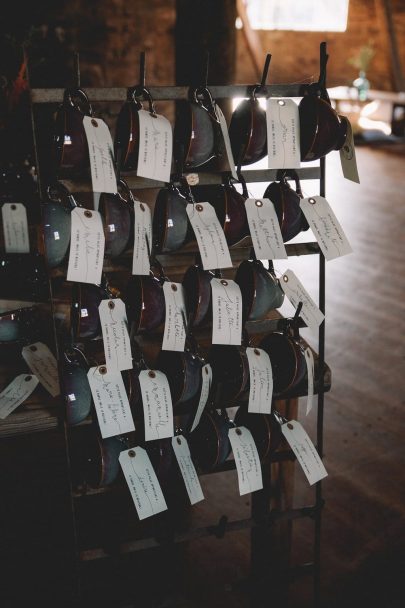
139;51;146;87
260;53;272;87
74;52;80;88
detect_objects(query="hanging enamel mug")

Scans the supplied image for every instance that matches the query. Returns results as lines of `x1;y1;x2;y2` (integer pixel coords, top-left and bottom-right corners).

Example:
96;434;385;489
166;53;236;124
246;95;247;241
71;277;118;341
182;261;217;328
208;331;251;404
152;182;195;254
263;170;309;243
235;257;284;323
42;183;77;269
188;408;235;472
61;346;92;426
98;180;134;260
234;407;282;462
259;327;307;396
125;258;166;334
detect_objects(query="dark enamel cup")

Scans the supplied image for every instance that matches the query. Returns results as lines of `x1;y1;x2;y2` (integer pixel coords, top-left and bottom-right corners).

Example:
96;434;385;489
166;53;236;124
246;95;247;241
152;184;192;254
125;271;165;334
208;344;250;404
235;259;284;322
156;348;203;410
229;97;267;166
42;197;72;269
98;186;133;260
234;407;283;462
61;347;92;426
263;172;308;243
54;88;92;175
188;409;235;472
259;331;307;396
71;283;112;340
182;264;215;328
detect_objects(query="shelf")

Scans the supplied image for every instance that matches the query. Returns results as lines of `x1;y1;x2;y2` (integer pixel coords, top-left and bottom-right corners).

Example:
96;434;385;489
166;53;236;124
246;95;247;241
0;404;59;438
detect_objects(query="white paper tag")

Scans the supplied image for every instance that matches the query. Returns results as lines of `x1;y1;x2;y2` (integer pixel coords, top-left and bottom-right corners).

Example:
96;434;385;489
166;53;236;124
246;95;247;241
132;200;152;275
0;374;39;419
21;342;60;397
210;278;242;345
266;98;301;169
191;364;212;432
339;119;360;184
245;198;288;260
83;116;117;194
139;369;174;441
229;426;263;495
281;420;327;485
305;348;315;415
300;196;353;261
98;299;132;371
136;110;173;183
215;105;238;180
246;347;273;414
172;435;204;505
280;270;325;332
186;203;232;270
1;203;30;253
87;366;135;438
67;207;105;285
119;446;168;520
162;282;187;352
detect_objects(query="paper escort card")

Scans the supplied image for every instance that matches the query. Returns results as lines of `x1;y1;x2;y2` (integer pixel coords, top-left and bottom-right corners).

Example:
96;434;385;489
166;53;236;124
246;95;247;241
215;105;238;180
246;347;273;414
339;119;360;184
305;347;315;415
0;374;39;419
22;342;60;397
266;98;300;169
172;435;204;505
119;447;168;520
281;419;327;485
98;298;132;371
139;369;174;441
211;278;242;345
280;269;325;333
137;109;172;183
186;202;232;270
83;116;117;194
87;366;135;438
162;282;187;352
190;364;212;432
245;198;287;260
2;203;30;253
300;196;353;261
229;426;263;495
67;207;105;285
132;200;152;275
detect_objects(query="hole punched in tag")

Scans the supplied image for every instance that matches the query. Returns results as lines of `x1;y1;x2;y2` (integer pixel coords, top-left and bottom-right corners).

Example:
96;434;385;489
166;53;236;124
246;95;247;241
148;370;156;378
99;366;107;375
177;437;182;445
283;275;289;283
287;422;294;430
84;210;93;218
128;449;136;458
220;280;228;286
108;300;115;310
171;284;178;292
254;349;261;356
91;119;98;128
236;428;242;436
278;100;286;106
255;200;263;207
11;204;17;210
196;204;204;212
308;198;316;204
140;203;145;212
30;345;37;352
25;376;32;382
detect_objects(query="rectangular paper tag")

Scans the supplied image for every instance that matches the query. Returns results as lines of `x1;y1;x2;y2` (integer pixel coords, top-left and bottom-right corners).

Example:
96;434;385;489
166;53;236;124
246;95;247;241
98;299;132;371
87;366;135;438
280;269;325;332
229;426;263;495
137;110;173;183
172;435;204;505
266;98;300;169
305;348;315;415
246;347;273;414
22;342;60;397
339;119;360;184
211;278;242;345
0;374;39;419
245;198;287;260
191;364;212;432
186;202;232;270
300;196;353;261
2;203;30;253
139;369;174;441
83;116;117;194
67;207;105;285
281;420;327;485
162;282;187;352
132;200;152;276
215;105;238;180
119;446;168;520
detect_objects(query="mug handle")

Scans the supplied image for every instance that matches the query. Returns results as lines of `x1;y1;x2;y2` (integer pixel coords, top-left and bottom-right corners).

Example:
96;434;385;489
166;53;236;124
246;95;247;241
63;87;93;116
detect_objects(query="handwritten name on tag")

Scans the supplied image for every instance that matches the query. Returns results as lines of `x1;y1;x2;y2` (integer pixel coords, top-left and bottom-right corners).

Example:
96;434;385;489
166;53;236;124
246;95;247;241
119;447;168;520
83;116;117;194
132;200;152;276
67;207;105;285
139;370;174;441
281;420;327;485
172;436;204;505
98;299;132;371
0;374;39;419
22;342;60;397
137;110;173;183
87;366;135;438
280;269;324;332
186;203;232;270
2;203;30;253
339;119;360;184
245;198;287;260
191;364;212;432
246;347;273;414
305;347;315;415
211;278;242;345
266;98;300;169
215;105;238;180
300;196;353;261
229;426;263;495
162;282;187;352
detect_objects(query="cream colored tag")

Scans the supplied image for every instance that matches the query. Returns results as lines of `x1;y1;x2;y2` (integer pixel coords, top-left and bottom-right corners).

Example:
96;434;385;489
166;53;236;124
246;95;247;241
339;119;360;183
119;447;168;520
245;198;287;260
22;342;60;397
190;364;212;432
139;369;174;441
186;202;232;270
137;110;173;183
215;105;238;180
98;299;132;371
162;282;187;352
211;278;242;345
266;98;301;169
0;374;39;419
281;420;327;485
246;347;273;414
83;116;117;194
67;207;105;285
132;200;152;276
280;269;325;332
305;347;315;415
2;203;30;253
229;426;263;495
172;435;204;505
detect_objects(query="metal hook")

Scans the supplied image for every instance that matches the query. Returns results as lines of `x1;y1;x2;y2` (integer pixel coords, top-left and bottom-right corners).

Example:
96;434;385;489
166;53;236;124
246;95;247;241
74;52;80;89
139;51;146;89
